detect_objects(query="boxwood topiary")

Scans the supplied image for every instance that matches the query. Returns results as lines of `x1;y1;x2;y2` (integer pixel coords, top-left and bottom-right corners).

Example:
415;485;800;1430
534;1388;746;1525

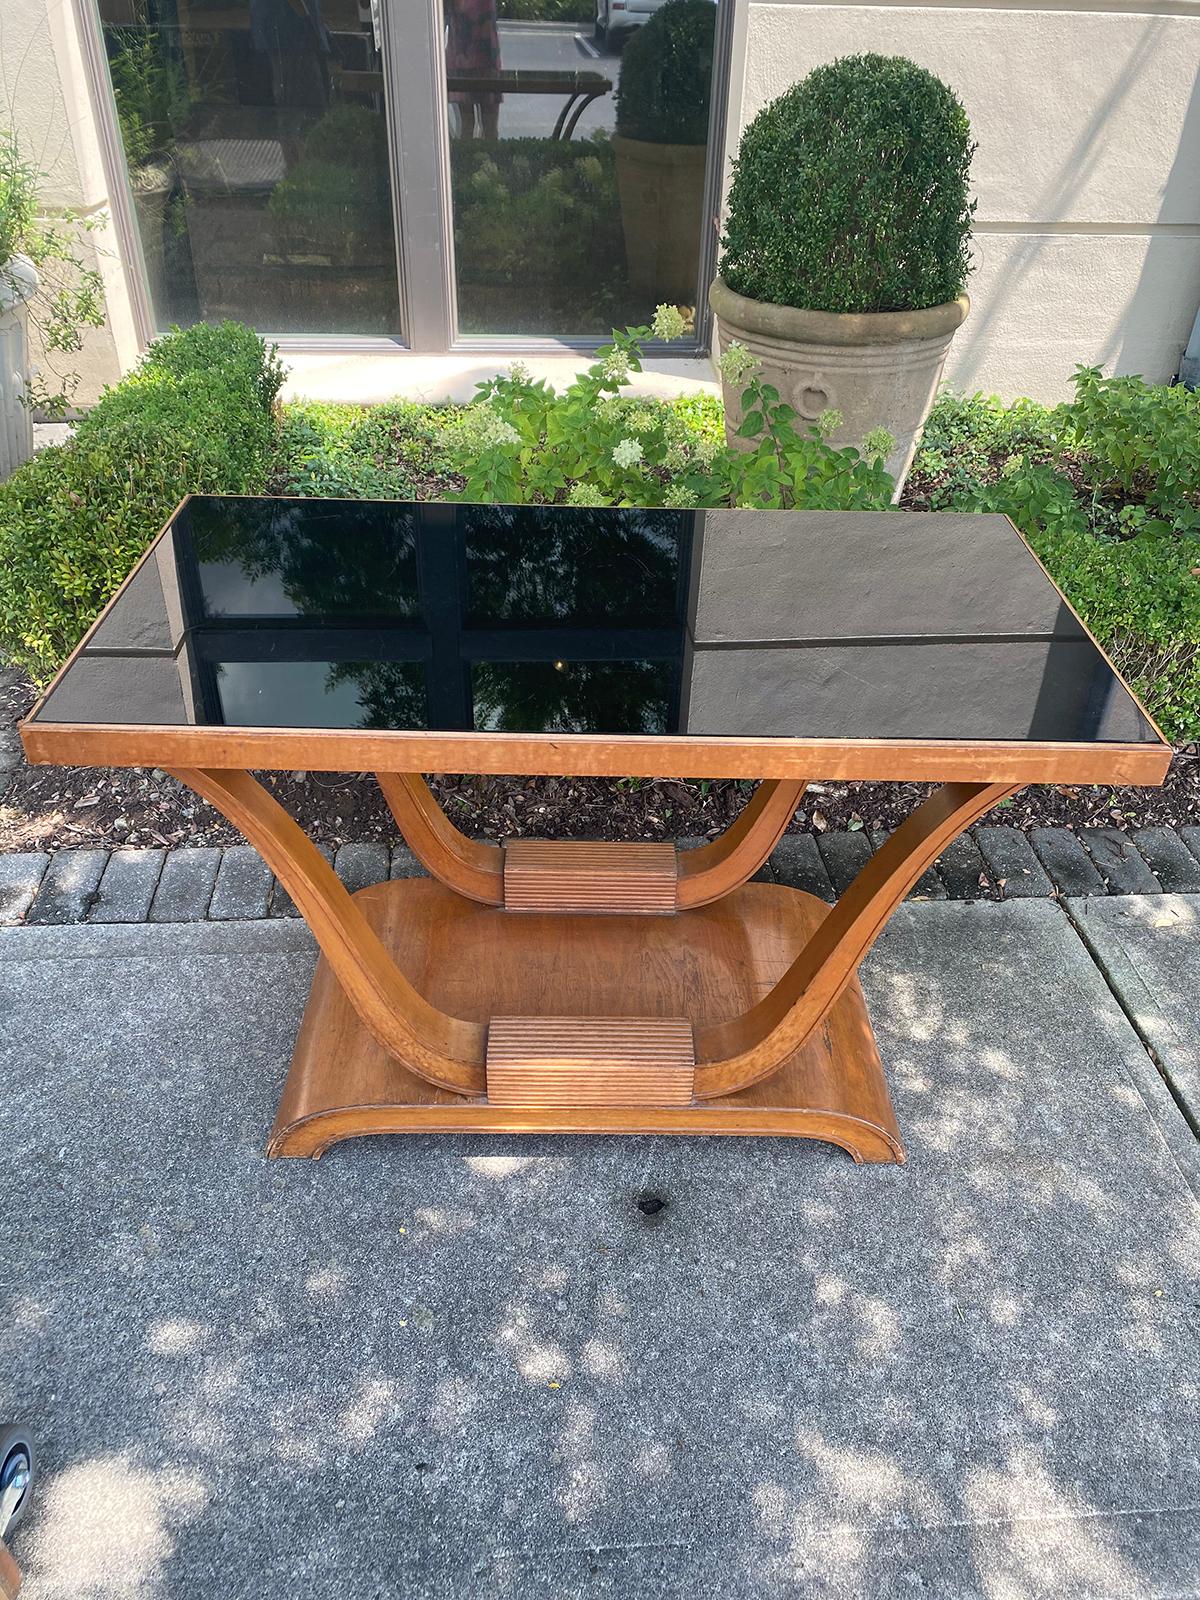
0;321;284;679
615;0;716;145
719;53;975;314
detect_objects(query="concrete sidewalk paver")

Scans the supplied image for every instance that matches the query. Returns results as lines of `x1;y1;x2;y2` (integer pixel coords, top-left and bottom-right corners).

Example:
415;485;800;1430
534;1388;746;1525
89;849;164;923
0;851;47;922
770;833;835;901
871;832;947;899
389;844;421;879
815;828;872;894
932;831;992;899
24;850;107;925
1029;826;1107;896
975;826;1054;898
148;848;222;923
0;900;1197;1599
1083;827;1162;894
208;846;272;921
335;842;390;894
270;845;333;916
1131;827;1200;893
1067;893;1200;1135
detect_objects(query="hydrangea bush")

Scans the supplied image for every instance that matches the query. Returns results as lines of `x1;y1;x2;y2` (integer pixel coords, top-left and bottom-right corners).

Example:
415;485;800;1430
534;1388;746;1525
449;307;895;511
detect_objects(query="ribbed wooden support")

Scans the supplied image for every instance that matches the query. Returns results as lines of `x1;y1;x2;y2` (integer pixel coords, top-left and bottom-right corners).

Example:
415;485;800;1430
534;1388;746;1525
503;840;678;914
486;1017;696;1106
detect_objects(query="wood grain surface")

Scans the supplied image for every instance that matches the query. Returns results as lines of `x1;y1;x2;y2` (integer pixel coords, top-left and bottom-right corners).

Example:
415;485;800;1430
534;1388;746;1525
271;878;903;1162
486;1016;695;1105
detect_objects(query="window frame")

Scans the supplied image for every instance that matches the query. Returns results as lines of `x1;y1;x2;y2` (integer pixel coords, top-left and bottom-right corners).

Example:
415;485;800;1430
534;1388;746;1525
78;0;736;356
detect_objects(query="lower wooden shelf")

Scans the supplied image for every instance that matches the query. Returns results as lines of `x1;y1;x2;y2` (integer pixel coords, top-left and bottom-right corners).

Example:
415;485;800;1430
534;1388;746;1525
270;878;905;1164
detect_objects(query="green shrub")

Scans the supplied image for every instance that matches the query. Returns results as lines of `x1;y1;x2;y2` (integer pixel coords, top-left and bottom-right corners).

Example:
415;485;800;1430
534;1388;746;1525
908;377;1200;742
105;29;189;168
0;321;282;678
1065;366;1200;532
447;310;895;510
615;0;716;144
451;139;621;293
719;54;975;314
497;0;589;18
268;107;393;264
1028;520;1200;743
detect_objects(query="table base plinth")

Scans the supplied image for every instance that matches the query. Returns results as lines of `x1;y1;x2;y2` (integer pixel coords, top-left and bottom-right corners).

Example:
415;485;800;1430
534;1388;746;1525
270;878;904;1164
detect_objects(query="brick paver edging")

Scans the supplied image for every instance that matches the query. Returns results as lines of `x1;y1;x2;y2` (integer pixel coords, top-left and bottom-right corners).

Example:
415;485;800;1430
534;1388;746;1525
3;824;1200;927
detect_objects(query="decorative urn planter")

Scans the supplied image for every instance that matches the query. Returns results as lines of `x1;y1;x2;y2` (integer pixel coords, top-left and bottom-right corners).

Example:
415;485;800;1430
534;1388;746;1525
709;276;970;496
613;136;706;301
0;254;39;479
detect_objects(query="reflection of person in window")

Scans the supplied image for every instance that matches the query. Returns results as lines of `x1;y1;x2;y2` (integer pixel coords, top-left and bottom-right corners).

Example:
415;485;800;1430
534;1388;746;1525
446;0;502;140
251;0;331;162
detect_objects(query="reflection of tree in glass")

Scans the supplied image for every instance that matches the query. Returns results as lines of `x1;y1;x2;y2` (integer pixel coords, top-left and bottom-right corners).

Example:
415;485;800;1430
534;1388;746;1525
473;660;672;734
186;497;421;619
326;661;429;730
463;504;687;624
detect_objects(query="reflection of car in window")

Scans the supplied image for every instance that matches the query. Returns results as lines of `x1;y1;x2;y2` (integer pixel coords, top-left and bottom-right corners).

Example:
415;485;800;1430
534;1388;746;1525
595;0;713;49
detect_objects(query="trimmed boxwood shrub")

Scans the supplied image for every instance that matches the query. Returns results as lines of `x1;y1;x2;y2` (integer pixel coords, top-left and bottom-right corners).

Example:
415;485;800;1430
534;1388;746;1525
615;0;716;145
0;321;283;678
719;53;975;314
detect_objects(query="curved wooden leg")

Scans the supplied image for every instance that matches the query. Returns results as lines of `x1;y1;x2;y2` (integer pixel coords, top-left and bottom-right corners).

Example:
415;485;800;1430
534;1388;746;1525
378;774;805;913
169;769;486;1096
676;779;807;908
376;772;504;905
693;781;1018;1099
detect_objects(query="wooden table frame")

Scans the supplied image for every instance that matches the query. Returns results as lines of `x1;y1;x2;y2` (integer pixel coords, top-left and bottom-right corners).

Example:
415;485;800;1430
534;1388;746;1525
157;766;1022;1161
21;515;1172;1168
19;721;1171;1166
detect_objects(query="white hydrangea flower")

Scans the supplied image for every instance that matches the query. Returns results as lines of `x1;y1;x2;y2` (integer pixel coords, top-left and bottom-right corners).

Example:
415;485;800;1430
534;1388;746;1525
507;361;532;384
452;405;521;455
693;434;721;468
651;304;687;342
664;482;694;508
718;341;757;385
601;349;631;385
625;407;656;435
567;481;607;507
861;427;895;463
817;408;844;439
612;436;644;469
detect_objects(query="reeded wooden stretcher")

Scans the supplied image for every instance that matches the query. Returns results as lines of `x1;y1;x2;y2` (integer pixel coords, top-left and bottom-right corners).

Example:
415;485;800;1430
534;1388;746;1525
21;496;1171;1164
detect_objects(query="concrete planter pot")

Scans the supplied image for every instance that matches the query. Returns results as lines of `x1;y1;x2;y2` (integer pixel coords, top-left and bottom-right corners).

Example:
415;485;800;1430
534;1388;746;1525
130;160;175;324
709;274;969;495
0;254;39;480
613;136;706;302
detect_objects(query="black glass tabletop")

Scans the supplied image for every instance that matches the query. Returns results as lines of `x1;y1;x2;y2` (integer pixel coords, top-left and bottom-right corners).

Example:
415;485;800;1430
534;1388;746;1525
28;495;1162;749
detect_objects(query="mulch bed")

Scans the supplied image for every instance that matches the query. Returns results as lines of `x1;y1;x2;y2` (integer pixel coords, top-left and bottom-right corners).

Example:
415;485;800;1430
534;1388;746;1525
3;670;1197;854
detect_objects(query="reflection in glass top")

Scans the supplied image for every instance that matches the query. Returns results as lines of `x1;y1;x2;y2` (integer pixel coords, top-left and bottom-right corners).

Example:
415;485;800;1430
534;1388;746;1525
32;495;1163;748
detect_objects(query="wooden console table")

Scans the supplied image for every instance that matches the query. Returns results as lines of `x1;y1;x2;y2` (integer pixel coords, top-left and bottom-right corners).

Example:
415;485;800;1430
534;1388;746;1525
21;497;1170;1164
